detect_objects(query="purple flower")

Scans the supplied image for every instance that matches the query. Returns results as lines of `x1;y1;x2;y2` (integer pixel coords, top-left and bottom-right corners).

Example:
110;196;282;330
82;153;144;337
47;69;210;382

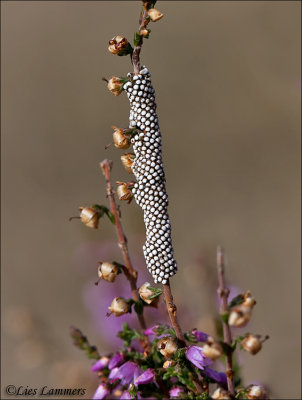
108;367;120;382
169;387;184;398
91;356;109;372
120;391;142;400
191;329;209;343
111;361;141;386
185;346;212;370
134;368;155;386
109;352;124;370
93;384;109;400
144;325;159;336
203;367;227;387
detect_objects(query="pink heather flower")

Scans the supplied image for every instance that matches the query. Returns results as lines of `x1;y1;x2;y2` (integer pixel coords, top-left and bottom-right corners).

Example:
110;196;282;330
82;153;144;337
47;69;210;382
111;361;141;386
91;357;109;372
191;329;209;342
134;368;155;386
93;384;109;400
120;391;142;400
109;352;124;370
169;387;184;398
144;325;160;335
203;367;227;387
185;345;212;370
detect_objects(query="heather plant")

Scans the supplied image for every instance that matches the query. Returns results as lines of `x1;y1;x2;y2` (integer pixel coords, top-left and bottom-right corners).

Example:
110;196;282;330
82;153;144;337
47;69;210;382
70;2;269;399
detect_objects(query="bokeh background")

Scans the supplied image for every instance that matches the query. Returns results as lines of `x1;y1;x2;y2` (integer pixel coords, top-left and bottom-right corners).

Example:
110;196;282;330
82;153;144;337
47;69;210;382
1;1;301;399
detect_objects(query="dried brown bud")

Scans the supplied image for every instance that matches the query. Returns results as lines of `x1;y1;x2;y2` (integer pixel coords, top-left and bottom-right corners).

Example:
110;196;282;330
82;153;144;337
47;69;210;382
241;334;262;355
108;35;129;55
212;388;232;399
79;207;99;229
246;385;267;399
116;183;133;202
139;282;159;305
121;153;135;173
140;28;149;37
243;291;256;308
107;77;123;96
98;262;118;283
228;305;252;327
112;127;130;149
108;297;129;316
148;8;164;22
202;340;223;361
163;360;174;369
157;337;178;358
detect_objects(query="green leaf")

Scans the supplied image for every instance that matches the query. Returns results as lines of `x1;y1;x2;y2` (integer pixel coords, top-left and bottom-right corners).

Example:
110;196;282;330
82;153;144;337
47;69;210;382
220;312;229;324
117;43;133;57
228;294;244;309
133;32;141;47
117;323;142;347
134;300;144;315
147;287;162;300
105;210;115;224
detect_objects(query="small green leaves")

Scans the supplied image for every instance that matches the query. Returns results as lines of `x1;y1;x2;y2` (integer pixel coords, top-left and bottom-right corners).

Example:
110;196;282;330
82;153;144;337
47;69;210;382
92;204;115;224
146;286;162;300
220;311;230;324
134;32;141;47
117;323;143;347
70;326;100;360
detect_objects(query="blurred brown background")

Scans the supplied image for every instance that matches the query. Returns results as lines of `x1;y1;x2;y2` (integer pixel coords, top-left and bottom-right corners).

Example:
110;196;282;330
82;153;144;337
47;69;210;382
1;1;301;399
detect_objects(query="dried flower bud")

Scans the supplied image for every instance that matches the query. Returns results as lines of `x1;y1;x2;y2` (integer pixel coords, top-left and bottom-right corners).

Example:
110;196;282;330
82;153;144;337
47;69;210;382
108;35;129;55
112;127;130;149
202;340;223;361
246;385;266;399
163;360;174;369
138;282;157;305
79;207;99;229
108;297;129;316
116;183;133;202
243;291;256;308
148;8;163;22
107;77;123;96
228;305;252;327
212;388;232;399
121;153;135;173
157;337;178;358
98;262;118;283
140;28;150;37
241;334;262;355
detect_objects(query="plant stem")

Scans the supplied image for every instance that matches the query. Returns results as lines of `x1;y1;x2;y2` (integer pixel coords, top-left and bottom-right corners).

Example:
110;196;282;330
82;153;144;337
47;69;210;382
163;280;186;346
217;246;235;397
131;2;149;74
100;159;148;337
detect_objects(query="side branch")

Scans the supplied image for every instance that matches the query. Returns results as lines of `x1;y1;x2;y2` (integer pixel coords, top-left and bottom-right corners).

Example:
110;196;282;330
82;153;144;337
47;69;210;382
131;5;149;74
163;280;186;347
100;159;147;333
217;246;235;397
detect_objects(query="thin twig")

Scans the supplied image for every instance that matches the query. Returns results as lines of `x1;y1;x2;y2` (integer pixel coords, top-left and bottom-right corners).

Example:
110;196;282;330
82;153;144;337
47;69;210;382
163;280;186;346
131;2;149;74
100;159;148;339
217;246;235;397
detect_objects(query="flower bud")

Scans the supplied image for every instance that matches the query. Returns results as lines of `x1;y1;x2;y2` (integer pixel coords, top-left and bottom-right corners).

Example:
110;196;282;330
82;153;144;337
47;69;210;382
140;28;150;37
116;183;133;202
79;207;99;229
148;8;163;22
108;297;129;316
246;385;266;399
241;334;262;355
108;35;129;55
157;337;178;358
98;262;118;283
139;282;158;305
228;305;252;327
121;153;135;173
202;340;223;361
107;77;123;96
243;291;256;308
163;360;174;369
212;388;232;399
112;127;130;149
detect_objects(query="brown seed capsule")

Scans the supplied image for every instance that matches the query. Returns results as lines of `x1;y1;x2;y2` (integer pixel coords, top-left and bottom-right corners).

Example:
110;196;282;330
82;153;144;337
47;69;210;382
108;297;129;316
79;207;99;229
140;28;149;37
212;388;232;399
116;183;132;202
241;334;262;355
157;338;178;358
148;8;164;22
108;35;129;55
112;127;130;149
246;385;266;399
242;291;256;308
107;77;123;96
98;262;118;283
202;340;223;361
228;305;252;327
121;153;135;173
139;282;158;305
